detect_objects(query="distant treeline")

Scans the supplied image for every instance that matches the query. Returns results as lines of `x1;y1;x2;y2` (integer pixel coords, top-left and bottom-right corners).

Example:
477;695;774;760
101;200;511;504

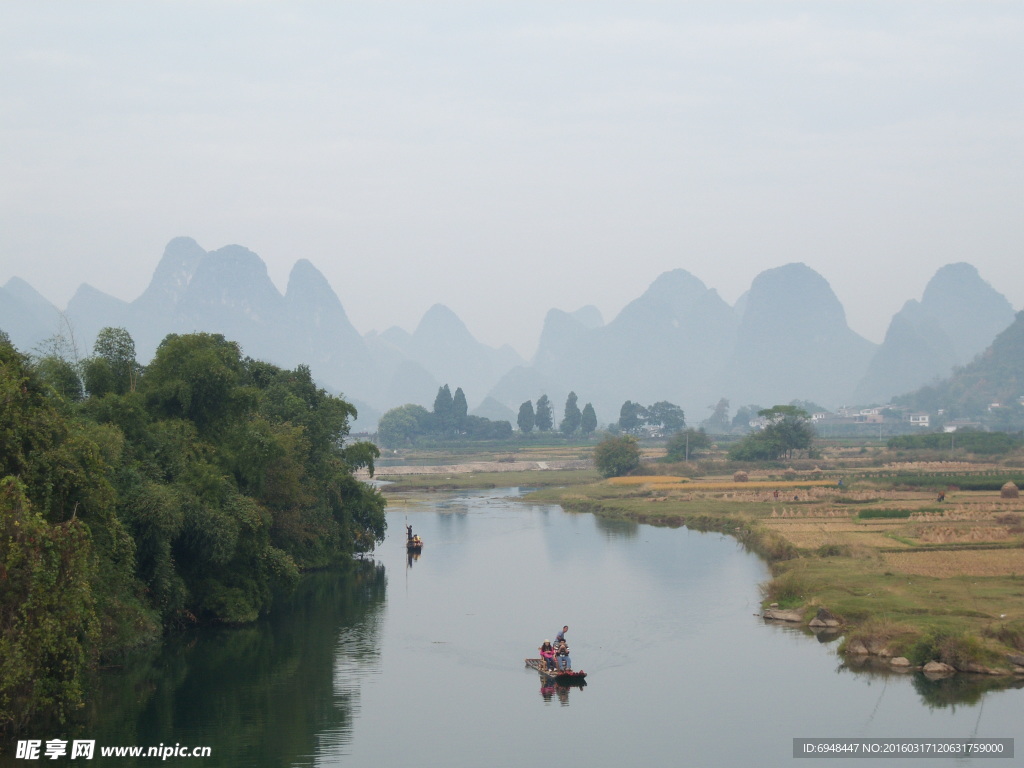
376;384;514;447
0;328;386;734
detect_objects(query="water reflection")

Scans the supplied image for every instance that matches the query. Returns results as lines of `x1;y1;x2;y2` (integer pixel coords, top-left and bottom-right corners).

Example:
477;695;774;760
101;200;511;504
538;680;586;706
911;672;1024;709
28;561;388;768
592;515;640;539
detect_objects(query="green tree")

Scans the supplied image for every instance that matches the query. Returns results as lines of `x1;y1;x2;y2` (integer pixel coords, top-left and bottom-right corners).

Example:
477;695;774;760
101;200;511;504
665;428;711;461
535;395;553;431
703;398;731;434
0;478;99;733
618;400;648;433
31;326;83;401
581;403;597;436
560;391;582;435
33;355;84;402
83;327;139;397
141;333;250;435
452;387;468;428
517;400;535;433
759;405;814;459
593;434;641;478
731;404;761;433
377;404;431;447
647;401;686;433
433;384;454;433
0;341;116;523
728;405;815;461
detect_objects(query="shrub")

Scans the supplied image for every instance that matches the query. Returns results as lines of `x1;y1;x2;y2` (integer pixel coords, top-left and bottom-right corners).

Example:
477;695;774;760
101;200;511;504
761;567;810;607
593;435;641;478
908;630;997;668
984;620;1024;652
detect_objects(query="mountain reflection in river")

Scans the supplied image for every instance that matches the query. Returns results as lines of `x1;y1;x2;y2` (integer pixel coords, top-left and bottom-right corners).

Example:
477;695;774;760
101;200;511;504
29;487;1023;768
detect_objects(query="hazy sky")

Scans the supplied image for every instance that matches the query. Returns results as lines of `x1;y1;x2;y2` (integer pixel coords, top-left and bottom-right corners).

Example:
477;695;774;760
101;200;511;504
2;2;1021;357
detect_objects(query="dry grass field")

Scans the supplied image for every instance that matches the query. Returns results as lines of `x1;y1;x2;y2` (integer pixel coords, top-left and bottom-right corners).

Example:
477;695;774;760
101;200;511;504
756;488;1024;573
881;549;1024;578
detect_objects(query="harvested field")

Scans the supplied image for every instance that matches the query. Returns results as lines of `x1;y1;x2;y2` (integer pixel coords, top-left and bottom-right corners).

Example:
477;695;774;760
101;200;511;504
762;521;910;550
607;475;687;485
883;461;990;472
911;503;1024;521
882;549;1024;578
910;525;1020;544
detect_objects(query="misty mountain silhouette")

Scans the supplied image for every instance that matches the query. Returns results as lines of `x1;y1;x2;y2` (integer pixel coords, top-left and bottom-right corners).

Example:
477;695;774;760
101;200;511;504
715;263;876;409
852;263;1016;404
1;238;1015;429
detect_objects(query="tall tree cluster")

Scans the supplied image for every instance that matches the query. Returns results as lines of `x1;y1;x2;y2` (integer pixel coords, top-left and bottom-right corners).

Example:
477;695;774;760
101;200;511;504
515;393;597;437
1;329;386;733
617;400;686;434
377;385;512;447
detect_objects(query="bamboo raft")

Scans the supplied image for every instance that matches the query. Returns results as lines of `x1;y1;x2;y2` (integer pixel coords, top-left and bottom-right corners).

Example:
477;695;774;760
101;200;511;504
524;658;587;684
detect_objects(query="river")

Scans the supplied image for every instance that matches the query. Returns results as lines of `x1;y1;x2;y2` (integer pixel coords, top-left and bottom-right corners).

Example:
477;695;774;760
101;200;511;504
8;487;1022;767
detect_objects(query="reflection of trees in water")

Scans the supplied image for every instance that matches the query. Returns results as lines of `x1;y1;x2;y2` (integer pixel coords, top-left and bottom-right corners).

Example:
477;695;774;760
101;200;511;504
911;673;1024;710
841;658;1024;709
78;561;387;767
593;516;639;539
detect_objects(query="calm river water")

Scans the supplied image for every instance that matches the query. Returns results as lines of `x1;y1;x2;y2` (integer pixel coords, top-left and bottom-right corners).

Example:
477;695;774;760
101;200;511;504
9;488;1023;767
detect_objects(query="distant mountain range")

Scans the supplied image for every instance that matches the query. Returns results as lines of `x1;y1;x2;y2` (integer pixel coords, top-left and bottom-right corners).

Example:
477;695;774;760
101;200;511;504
0;237;1016;429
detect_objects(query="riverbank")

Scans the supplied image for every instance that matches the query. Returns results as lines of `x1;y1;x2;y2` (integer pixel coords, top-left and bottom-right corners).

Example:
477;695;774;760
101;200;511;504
371;456;599;490
526;469;1024;676
371;443;1024;675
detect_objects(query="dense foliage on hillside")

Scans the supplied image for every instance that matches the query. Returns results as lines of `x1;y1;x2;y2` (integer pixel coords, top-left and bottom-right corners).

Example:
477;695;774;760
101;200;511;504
895;311;1024;428
0;329;385;733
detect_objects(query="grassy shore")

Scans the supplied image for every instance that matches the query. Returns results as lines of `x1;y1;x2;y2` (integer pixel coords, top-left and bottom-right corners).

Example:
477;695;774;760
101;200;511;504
378;468;601;491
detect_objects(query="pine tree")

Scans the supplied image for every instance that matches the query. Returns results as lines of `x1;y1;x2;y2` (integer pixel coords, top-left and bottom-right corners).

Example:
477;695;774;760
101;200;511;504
535;395;553;431
517;401;535;433
433;384;454;432
581;403;598;435
560;391;582;435
452;387;468;430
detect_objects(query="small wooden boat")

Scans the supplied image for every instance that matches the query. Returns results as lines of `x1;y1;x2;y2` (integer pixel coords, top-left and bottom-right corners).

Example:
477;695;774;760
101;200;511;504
524;658;587;684
406;535;423;553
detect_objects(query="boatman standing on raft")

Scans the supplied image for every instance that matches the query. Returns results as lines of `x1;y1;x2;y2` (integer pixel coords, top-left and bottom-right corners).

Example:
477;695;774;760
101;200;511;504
555;625;568;645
